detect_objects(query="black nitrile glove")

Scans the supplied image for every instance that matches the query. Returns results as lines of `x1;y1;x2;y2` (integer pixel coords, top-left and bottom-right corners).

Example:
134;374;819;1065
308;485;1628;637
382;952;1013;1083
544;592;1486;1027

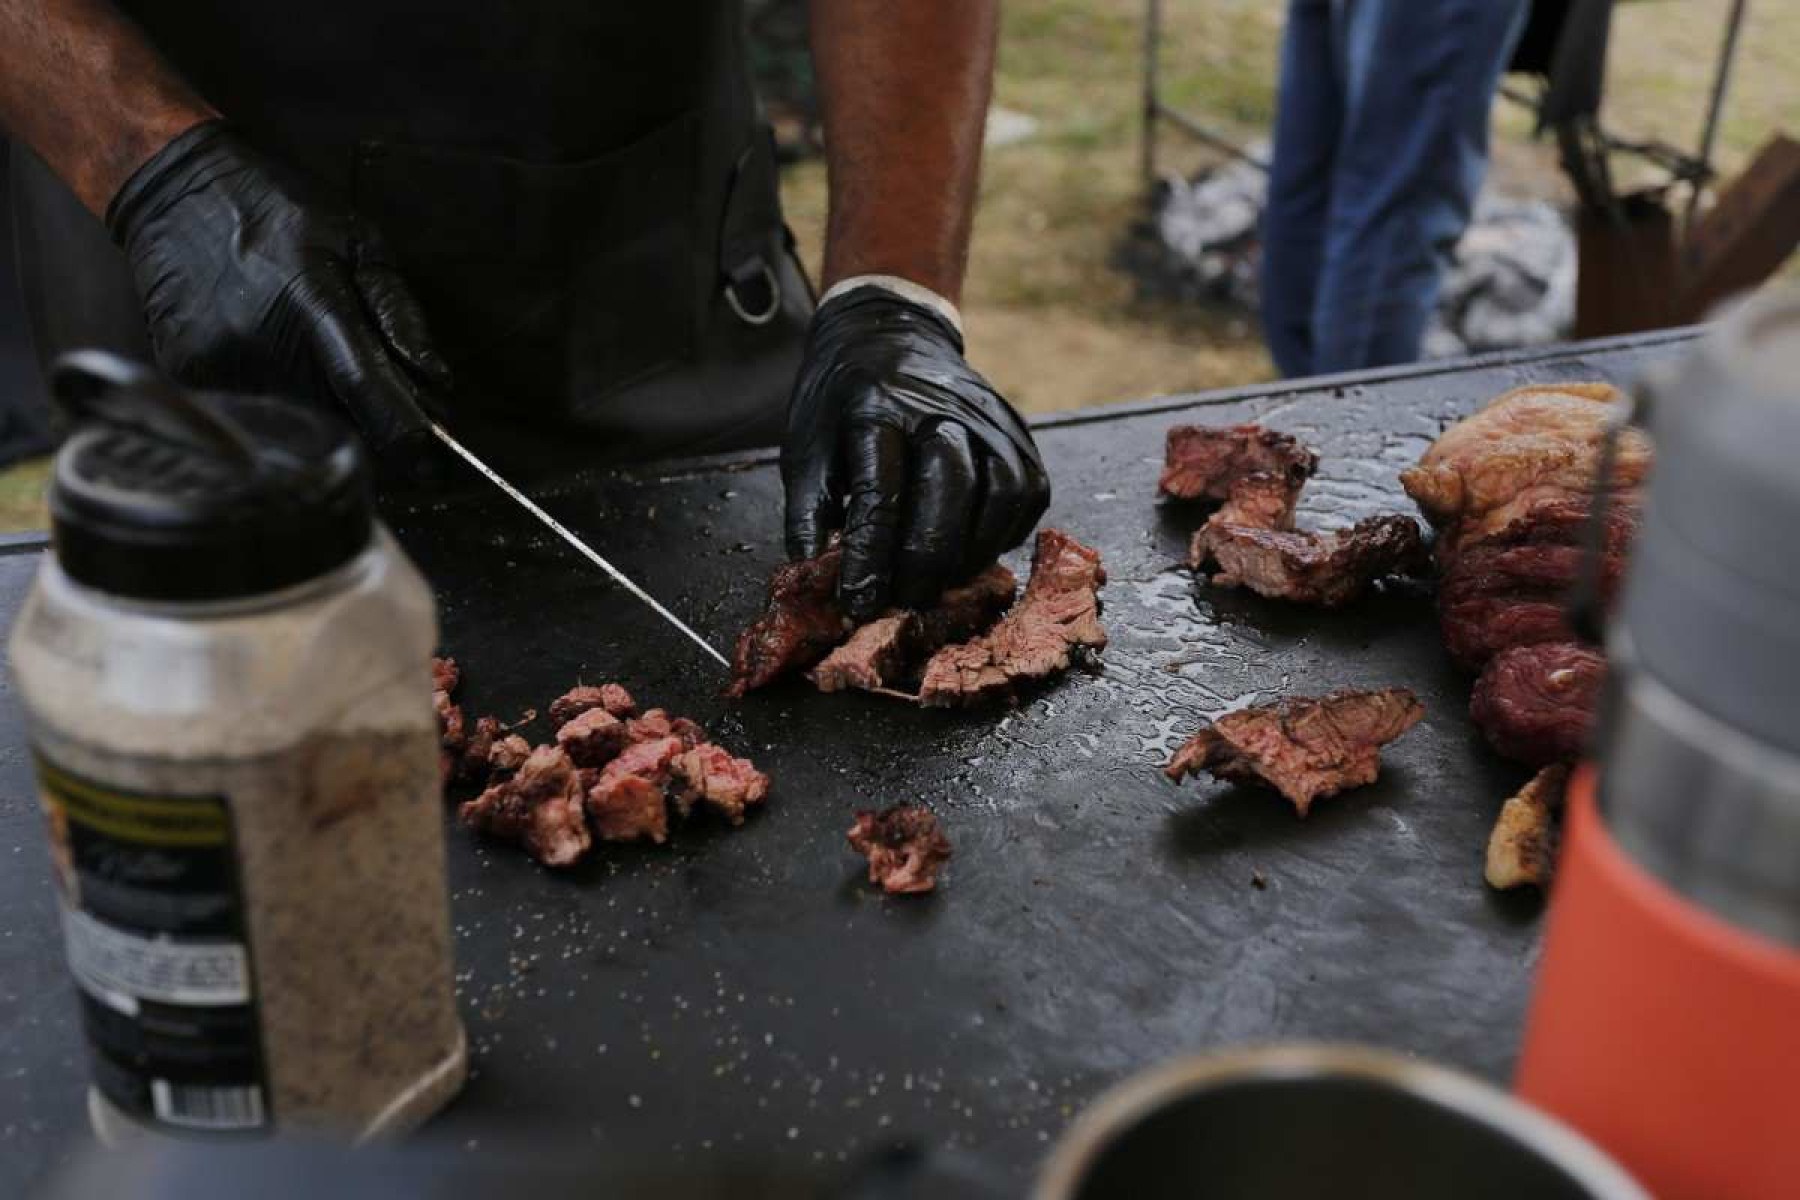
783;287;1050;620
106;121;450;466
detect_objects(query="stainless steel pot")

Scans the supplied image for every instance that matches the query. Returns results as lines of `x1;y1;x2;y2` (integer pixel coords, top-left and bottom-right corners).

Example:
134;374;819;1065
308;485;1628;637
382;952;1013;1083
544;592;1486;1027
1035;1045;1646;1200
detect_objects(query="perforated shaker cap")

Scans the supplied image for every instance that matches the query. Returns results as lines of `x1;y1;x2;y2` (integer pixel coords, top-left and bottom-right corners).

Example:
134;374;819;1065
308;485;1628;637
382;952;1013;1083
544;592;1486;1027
47;352;372;603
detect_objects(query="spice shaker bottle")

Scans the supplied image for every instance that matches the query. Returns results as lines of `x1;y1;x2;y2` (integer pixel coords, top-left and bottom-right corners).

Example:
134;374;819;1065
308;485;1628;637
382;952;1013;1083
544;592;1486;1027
9;353;465;1143
1517;287;1800;1200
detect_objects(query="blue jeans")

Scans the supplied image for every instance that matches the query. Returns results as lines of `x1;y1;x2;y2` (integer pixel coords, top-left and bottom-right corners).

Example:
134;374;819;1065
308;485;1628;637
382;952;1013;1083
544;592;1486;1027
1260;0;1529;377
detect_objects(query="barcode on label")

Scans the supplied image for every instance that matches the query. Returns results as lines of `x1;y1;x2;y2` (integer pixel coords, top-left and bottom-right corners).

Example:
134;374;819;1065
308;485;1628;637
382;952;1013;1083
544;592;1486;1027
150;1078;266;1130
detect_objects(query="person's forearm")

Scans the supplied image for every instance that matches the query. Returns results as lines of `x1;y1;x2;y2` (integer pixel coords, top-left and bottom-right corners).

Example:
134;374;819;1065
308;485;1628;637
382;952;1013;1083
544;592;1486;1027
809;0;998;305
0;0;215;216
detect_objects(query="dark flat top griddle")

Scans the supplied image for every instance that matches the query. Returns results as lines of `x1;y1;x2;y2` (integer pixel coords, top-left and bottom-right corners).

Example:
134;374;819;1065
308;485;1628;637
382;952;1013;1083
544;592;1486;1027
0;330;1694;1194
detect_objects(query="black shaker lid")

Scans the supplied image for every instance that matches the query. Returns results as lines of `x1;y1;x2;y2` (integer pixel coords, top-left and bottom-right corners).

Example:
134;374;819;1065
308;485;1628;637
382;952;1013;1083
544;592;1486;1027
48;352;373;602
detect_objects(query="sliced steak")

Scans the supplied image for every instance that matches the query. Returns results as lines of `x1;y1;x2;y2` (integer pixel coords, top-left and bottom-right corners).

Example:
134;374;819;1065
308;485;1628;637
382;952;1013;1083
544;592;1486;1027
918;529;1106;707
1470;642;1606;766
1166;688;1425;815
810;564;1017;694
1159;424;1318;502
728;547;853;697
458;744;592;867
847;805;952;894
1195;515;1428;608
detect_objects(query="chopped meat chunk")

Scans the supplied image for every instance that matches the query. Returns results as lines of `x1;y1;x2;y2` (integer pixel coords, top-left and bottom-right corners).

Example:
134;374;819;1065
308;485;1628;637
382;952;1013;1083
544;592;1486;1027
919;530;1106;707
1166;688;1425;816
1194;514;1428;607
627;709;707;749
434;687;467;784
810;564;1017;694
671;744;770;825
487;734;532;774
1400;383;1649;556
847;806;952;894
455;715;502;783
555;707;629;767
1159;424;1318;502
1470;643;1605;766
458;745;591;867
583;736;683;843
1486;764;1570;890
728;547;853;697
1209;471;1304;531
548;683;637;730
432;656;461;695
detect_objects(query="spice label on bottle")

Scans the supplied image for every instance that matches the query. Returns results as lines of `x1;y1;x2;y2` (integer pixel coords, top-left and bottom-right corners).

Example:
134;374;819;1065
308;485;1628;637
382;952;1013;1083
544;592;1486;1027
35;755;270;1132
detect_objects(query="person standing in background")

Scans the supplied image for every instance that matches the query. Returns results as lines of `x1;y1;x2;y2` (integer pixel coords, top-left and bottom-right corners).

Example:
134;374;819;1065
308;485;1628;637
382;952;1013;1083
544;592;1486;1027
1260;0;1531;377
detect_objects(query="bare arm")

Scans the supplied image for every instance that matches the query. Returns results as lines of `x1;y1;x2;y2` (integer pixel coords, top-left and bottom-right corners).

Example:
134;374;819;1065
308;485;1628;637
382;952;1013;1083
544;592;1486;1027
809;0;999;304
0;0;215;215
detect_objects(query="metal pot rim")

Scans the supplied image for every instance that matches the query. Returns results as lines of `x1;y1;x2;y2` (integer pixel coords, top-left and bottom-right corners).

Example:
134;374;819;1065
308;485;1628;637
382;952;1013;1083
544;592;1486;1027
1032;1043;1647;1200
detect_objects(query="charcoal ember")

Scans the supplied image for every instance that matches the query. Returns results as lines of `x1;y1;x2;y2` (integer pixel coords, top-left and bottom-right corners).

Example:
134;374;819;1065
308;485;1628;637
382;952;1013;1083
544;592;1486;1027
919;529;1106;707
458;745;591;867
671;743;770;825
1400;383;1649;555
728;547;853;697
487;734;532;775
1166;688;1425;816
810;564;1017;694
584;736;683;843
548;683;638;730
847;805;952;894
555;707;630;767
1470;642;1605;765
627;709;707;750
1159;424;1318;502
1194;515;1428;607
1486;763;1570;890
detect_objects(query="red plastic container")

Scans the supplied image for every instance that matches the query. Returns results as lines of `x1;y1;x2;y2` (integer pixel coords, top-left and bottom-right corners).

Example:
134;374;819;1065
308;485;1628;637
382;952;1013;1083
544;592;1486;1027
1516;766;1800;1200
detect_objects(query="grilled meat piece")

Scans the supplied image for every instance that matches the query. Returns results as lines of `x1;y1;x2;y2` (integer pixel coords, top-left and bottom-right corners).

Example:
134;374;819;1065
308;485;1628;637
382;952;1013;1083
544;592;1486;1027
1159;424;1318;502
1485;764;1570;890
432;656;461;695
1210;471;1305;531
1400;383;1649;556
548;683;638;730
1195;514;1428;608
1470;642;1605;766
555;707;630;767
487;734;532;774
728;547;853;697
627;709;707;750
671;744;770;825
810;564;1017;694
919;530;1106;707
459;744;592;867
847;805;952;894
585;735;684;844
1166;688;1425;816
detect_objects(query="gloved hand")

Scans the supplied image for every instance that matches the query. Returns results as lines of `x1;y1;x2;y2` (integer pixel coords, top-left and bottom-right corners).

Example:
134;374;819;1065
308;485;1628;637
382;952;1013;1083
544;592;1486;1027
106;120;450;466
783;285;1050;620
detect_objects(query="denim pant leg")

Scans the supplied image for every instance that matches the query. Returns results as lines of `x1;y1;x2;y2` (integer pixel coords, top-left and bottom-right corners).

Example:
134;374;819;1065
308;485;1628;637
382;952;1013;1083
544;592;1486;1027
1307;0;1529;374
1259;0;1342;379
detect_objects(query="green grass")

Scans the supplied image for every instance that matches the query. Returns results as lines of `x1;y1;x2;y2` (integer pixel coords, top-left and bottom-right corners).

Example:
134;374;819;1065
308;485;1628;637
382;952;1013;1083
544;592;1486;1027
0;457;49;533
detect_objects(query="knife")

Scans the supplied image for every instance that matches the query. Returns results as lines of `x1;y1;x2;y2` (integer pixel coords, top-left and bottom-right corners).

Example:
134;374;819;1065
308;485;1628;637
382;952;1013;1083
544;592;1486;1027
429;423;731;669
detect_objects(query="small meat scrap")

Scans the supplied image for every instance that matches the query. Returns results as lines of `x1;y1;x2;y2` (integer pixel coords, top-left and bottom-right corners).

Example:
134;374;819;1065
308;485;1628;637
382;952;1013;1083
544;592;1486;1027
627;709;707;750
548;683;637;730
671;743;771;825
487;734;532;775
432;656;461;695
458;744;592;867
584;735;683;843
458;715;503;782
1196;515;1429;608
1486;764;1570;890
1166;688;1425;816
1470;642;1605;766
555;707;629;767
1159;424;1318;502
918;529;1106;707
810;564;1017;694
847;805;952;894
434;687;467;784
728;547;854;696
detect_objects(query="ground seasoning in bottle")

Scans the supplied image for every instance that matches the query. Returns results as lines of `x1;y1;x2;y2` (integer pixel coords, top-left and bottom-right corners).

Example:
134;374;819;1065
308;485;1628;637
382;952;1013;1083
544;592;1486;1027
8;354;465;1141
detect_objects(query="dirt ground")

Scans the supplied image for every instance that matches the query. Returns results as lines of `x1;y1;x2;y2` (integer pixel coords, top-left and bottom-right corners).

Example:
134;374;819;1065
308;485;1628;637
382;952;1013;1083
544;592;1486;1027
0;0;1793;531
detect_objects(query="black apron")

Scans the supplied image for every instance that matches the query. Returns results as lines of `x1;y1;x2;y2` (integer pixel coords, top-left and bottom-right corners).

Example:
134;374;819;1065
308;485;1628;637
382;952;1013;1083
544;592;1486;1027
9;0;810;475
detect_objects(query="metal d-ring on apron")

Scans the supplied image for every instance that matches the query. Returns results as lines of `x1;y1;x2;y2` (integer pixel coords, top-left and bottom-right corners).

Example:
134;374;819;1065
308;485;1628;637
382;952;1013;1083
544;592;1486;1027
724;259;782;327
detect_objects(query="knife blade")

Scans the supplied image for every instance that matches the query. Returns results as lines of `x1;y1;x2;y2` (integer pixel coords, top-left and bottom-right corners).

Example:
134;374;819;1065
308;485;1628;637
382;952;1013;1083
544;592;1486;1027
428;422;731;670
